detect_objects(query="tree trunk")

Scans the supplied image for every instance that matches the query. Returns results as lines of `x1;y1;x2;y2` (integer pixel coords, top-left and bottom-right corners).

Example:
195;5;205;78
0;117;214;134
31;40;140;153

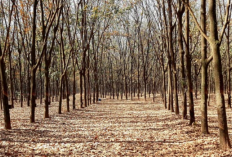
80;71;84;108
84;70;87;107
30;0;38;123
65;73;70;112
167;0;174;112
200;0;209;134
27;63;30;107
195;65;198;99
162;68;167;109
0;58;11;129
177;0;187;118
44;62;49;118
185;0;195;125
58;76;63;114
73;60;76;109
9;49;14;108
226;24;231;108
0;82;2;110
209;0;231;149
168;64;173;111
19;52;23;107
39;66;43;105
30;68;36;123
169;0;179;114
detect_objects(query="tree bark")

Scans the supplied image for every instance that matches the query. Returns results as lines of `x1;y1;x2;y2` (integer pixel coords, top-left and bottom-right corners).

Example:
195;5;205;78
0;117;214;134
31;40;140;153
0;57;11;129
200;0;209;134
209;0;231;149
226;23;231;108
44;63;50;118
30;0;38;123
185;0;195;125
177;0;187;119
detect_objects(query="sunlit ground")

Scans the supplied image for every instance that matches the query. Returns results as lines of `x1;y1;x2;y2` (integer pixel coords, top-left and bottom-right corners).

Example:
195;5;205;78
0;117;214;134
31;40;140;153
0;94;232;156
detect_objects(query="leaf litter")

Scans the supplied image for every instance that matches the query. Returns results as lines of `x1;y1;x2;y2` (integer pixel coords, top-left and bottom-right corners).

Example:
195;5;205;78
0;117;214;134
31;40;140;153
1;94;232;156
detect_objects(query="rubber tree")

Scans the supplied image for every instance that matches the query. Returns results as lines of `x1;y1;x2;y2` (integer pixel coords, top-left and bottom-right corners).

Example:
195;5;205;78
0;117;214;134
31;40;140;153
0;0;15;129
183;0;231;150
200;0;211;134
176;0;187;119
40;0;62;118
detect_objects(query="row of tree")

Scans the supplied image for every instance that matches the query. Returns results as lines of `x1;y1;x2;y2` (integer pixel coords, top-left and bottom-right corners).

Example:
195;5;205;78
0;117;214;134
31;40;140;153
1;0;232;150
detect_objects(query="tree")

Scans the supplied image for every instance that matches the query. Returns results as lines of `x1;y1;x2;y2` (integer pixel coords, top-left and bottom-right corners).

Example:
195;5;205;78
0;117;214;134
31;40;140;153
185;0;195;125
183;0;231;149
0;0;15;129
200;0;211;134
41;0;62;118
176;0;187;119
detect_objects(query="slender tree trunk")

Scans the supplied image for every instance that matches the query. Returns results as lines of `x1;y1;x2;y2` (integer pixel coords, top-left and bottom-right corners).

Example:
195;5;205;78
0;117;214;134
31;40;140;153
39;66;43;105
185;0;195;125
19;52;23;107
226;24;231;108
168;64;173;111
84;70;87;107
200;0;209;134
0;82;2;110
58;76;63;114
30;68;36;123
195;64;198;99
137;55;140;100
87;51;91;106
9;49;14;108
73;60;76;109
177;0;187;118
27;63;30;107
169;0;179;114
65;73;70;112
162;68;167;109
30;0;38;123
0;58;11;129
80;71;84;108
168;0;174;112
44;63;49;118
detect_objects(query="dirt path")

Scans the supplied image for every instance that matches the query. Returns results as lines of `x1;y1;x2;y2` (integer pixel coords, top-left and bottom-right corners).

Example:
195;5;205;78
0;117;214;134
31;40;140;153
1;96;232;156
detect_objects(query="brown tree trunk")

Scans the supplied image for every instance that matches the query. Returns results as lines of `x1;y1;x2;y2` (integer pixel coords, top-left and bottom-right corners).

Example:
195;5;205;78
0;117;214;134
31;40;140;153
9;49;14;108
39;66;43;105
19;52;23;107
84;70;87;107
162;68;167;109
209;0;231;149
72;58;76;109
58;76;63;114
80;71;84;108
0;82;2;110
30;68;36;123
167;0;174;112
177;0;187;118
226;24;231;108
30;0;38;123
27;63;30;107
0;57;11;129
169;0;179;114
44;63;49;118
185;0;195;125
167;64;173;111
200;0;209;134
65;73;70;112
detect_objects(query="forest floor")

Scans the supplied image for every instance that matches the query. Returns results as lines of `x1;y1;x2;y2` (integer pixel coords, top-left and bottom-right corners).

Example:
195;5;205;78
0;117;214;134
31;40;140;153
1;94;232;156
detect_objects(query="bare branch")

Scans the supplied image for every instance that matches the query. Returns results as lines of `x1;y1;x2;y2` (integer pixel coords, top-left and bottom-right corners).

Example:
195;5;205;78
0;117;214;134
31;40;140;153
219;0;231;45
181;0;210;42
